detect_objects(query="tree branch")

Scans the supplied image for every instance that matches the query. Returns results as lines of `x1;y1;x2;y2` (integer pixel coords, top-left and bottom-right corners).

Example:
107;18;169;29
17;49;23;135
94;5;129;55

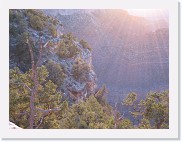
35;107;61;128
36;107;61;113
36;39;50;67
10;81;32;91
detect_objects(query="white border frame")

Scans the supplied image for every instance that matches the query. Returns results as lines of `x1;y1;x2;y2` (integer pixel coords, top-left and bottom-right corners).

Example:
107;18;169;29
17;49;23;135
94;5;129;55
0;0;179;139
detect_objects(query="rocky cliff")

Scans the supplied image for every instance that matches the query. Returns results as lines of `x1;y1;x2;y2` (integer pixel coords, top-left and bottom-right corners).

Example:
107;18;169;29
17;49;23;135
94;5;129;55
9;9;97;102
43;9;169;104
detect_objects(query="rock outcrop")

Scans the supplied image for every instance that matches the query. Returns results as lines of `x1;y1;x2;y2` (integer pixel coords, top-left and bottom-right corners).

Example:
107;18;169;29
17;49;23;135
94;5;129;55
44;9;169;97
9;9;97;102
9;122;22;129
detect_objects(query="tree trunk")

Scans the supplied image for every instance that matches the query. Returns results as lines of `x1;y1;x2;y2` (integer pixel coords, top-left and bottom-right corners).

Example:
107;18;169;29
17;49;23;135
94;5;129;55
27;38;39;129
27;36;48;128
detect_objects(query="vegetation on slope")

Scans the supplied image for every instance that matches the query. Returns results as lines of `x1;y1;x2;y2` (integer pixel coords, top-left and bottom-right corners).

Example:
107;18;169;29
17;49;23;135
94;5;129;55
9;9;169;129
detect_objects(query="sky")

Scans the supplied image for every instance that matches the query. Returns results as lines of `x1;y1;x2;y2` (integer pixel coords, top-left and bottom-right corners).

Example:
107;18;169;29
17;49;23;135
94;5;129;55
126;9;168;20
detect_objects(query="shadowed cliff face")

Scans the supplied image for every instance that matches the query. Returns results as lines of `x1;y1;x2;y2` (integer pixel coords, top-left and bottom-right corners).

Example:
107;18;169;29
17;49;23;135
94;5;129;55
43;9;169;102
9;10;97;104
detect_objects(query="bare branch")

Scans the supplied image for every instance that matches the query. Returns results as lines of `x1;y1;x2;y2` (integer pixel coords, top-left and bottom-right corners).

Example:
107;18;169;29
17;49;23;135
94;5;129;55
36;115;45;129
36;39;50;67
118;112;125;121
35;107;61;128
10;81;32;91
36;107;61;113
43;40;50;48
22;83;32;91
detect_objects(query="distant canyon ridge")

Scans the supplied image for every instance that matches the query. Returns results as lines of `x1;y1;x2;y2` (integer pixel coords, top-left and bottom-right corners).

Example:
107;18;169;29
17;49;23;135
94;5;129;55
43;9;169;103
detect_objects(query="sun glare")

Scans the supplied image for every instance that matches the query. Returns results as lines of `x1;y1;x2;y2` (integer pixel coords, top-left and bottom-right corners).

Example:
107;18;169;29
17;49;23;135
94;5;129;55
126;9;167;18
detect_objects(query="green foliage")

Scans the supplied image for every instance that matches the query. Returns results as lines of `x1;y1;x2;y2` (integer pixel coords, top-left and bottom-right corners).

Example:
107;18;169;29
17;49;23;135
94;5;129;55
38;80;60;107
117;118;134;129
10;9;61;35
59;95;115;129
45;60;65;89
94;84;108;106
79;39;92;51
25;9;50;31
123;91;169;129
55;40;68;58
9;10;27;36
138;91;169;129
9;66;64;128
28;14;45;31
55;33;80;58
9;9;62;71
52;19;60;26
26;10;47;20
11;32;39;71
137;118;151;129
122;92;137;106
47;41;55;47
9;10;23;23
48;24;57;37
10;67;168;130
61;33;77;43
9;67;30;128
72;58;90;81
11;32;30;70
9;10;169;130
25;9;62;28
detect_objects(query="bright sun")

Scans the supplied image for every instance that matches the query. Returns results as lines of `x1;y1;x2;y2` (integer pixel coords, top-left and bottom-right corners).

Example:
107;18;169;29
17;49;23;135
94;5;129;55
126;9;168;18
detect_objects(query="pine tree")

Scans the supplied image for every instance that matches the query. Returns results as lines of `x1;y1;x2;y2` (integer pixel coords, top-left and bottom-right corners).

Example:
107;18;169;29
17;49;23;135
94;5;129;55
79;39;92;51
59;95;115;129
10;33;65;129
121;91;169;129
45;60;66;89
9;65;65;128
72;58;90;82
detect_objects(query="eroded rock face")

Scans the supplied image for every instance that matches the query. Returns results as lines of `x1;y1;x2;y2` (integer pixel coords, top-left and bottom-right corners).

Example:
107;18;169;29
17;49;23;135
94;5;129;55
54;41;97;99
45;9;169;96
9;9;97;102
9;122;22;129
10;9;168;105
41;37;97;100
